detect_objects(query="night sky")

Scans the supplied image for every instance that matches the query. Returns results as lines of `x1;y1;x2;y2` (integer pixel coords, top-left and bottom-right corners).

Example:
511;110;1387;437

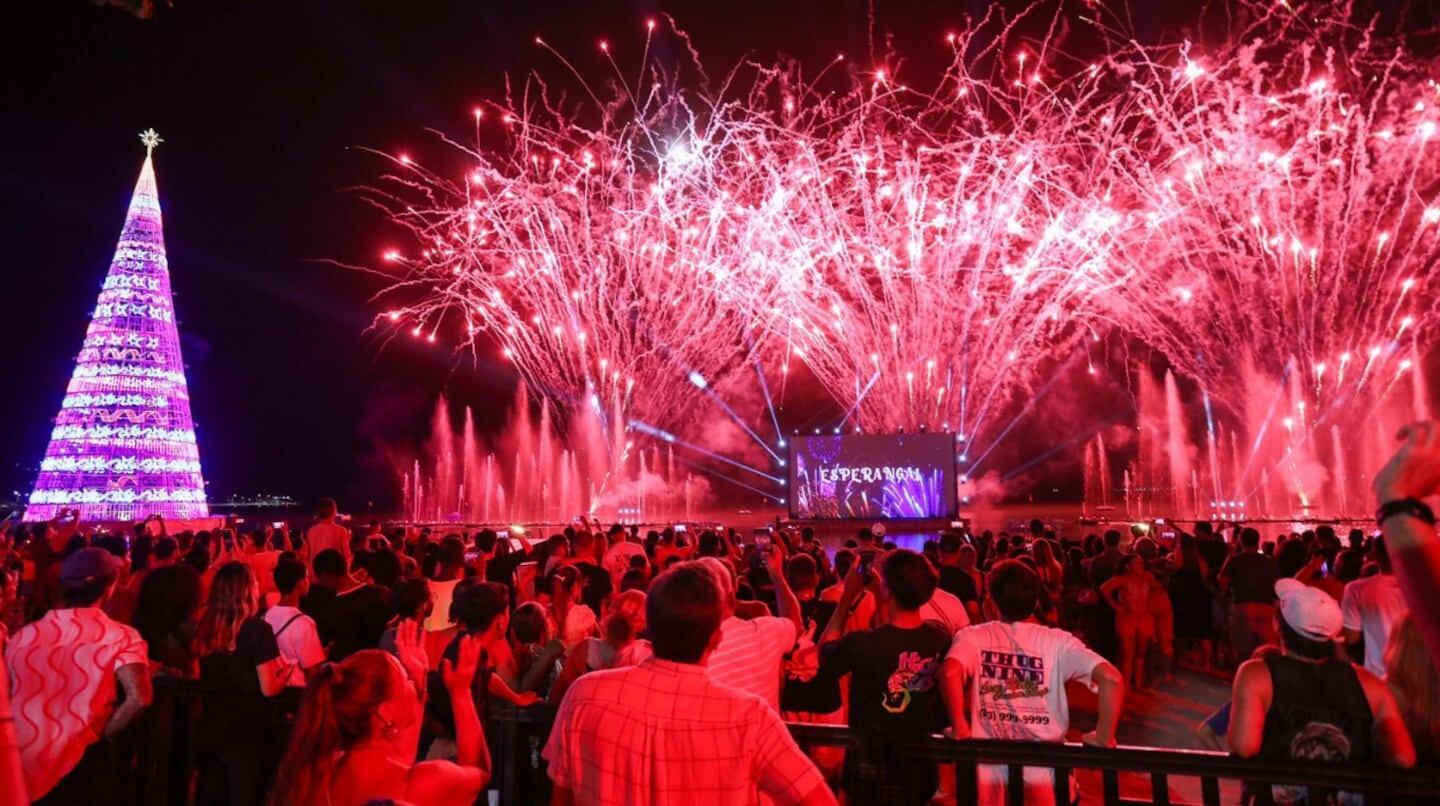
2;0;1432;513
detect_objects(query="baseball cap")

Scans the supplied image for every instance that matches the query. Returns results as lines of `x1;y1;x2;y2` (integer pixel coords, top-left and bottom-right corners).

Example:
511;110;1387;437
61;547;120;587
1275;578;1342;641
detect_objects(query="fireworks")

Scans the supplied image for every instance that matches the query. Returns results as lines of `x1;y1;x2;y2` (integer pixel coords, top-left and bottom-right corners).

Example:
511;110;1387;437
367;41;789;435
369;1;1440;515
1091;3;1440;513
1100;3;1440;414
764;15;1130;437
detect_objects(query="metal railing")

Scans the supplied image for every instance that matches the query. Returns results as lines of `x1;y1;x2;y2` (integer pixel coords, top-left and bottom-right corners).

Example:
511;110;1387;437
489;702;1440;806
130;680;1440;806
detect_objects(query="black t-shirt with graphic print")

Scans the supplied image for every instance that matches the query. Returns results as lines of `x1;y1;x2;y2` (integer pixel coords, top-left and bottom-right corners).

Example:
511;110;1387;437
821;622;950;803
820;622;950;739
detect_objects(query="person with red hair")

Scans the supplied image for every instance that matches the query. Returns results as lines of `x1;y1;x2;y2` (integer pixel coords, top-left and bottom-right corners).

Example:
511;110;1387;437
269;621;488;806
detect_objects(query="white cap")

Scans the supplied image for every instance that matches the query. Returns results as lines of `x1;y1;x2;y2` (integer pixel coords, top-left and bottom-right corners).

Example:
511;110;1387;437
871;522;887;538
1275;578;1342;641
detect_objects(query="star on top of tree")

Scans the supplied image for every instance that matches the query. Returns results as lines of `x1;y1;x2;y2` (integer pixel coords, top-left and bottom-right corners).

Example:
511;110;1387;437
139;128;163;155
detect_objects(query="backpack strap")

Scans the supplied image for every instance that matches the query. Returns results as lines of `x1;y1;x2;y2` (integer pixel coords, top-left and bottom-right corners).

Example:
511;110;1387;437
274;613;306;639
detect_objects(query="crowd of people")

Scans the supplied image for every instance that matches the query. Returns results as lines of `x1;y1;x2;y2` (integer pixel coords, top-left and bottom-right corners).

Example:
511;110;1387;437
2;423;1440;805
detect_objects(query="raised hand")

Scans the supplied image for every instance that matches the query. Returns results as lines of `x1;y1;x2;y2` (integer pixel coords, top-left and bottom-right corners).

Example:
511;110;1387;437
1375;421;1440;503
442;633;483;693
394;618;429;692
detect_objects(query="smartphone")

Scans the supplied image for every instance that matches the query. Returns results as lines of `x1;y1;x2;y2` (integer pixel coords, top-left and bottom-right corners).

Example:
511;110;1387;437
496;529;510;540
752;528;772;553
507;537;526;552
271;521;285;529
858;548;878;577
464;549;480;564
674;524;688;534
1154;518;1166;525
1322;560;1331;575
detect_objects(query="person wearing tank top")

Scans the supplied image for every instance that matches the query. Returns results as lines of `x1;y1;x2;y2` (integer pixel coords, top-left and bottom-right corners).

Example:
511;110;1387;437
1229;579;1414;804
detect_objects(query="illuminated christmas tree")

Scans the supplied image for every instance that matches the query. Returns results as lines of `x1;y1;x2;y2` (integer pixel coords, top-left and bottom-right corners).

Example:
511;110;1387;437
24;130;209;522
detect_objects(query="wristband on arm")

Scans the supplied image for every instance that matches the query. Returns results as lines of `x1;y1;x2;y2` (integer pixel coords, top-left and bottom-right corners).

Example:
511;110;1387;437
1376;498;1437;528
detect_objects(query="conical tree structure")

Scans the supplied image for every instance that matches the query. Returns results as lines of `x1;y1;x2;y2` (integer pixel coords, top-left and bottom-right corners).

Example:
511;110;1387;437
24;131;208;522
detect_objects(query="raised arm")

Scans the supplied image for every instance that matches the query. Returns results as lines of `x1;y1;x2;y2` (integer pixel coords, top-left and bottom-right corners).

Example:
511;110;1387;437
443;634;491;775
819;568;866;645
408;634;489;804
1374;421;1440;667
767;542;802;633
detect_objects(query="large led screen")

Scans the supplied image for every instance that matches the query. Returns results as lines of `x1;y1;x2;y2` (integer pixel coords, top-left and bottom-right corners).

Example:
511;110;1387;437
789;433;957;520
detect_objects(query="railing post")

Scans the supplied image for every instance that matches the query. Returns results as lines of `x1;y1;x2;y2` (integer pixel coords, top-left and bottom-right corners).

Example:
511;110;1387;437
1101;768;1120;806
1005;764;1025;806
1149;771;1170;806
1200;775;1221;806
498;706;519;806
1051;766;1071;806
956;757;978;804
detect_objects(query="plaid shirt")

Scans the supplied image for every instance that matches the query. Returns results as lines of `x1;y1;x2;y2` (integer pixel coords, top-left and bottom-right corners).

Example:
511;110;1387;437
544;657;827;805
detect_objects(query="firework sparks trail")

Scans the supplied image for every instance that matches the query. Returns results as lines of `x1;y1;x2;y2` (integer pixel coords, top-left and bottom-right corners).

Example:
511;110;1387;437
365;31;792;439
1099;2;1440;411
762;11;1135;442
1084;1;1440;510
363;1;1440;511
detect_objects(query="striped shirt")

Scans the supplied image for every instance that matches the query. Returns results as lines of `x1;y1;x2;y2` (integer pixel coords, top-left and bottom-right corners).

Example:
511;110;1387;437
544;657;827;805
4;607;148;799
707;615;798;711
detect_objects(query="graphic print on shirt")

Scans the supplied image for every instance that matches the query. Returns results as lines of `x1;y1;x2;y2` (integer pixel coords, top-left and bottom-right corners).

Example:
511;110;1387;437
1272;722;1358;806
976;649;1053;737
882;650;938;713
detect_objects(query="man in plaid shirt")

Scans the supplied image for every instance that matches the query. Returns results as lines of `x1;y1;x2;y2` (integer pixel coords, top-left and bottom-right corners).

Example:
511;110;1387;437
545;562;836;806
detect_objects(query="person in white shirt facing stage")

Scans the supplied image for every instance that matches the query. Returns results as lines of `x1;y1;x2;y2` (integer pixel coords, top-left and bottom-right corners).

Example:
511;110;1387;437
1340;536;1408;678
263;557;326;687
941;559;1124;806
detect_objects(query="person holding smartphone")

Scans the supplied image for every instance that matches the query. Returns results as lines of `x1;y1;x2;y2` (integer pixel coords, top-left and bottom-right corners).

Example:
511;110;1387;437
701;540;802;712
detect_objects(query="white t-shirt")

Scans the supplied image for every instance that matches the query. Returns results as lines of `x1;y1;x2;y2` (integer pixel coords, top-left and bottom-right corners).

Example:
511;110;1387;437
426;578;462;632
1341;574;1407;677
262;605;326;688
919;587;971;635
707;615;799;711
603;541;648;584
948;620;1106;806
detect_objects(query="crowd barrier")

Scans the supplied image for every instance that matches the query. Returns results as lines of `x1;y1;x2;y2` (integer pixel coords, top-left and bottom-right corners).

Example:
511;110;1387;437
129;679;1440;805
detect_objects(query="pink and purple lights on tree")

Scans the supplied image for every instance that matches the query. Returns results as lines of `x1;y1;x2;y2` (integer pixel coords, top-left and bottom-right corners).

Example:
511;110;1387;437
24;130;208;523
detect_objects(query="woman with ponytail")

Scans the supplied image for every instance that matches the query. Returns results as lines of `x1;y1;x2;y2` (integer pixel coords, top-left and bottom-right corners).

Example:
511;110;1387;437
269;620;488;806
549;589;651;703
193;561;294;805
545;564;597;649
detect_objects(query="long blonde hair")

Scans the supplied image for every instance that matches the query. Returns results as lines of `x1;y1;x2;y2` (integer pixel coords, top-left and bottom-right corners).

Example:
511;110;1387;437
1385;614;1440;763
193;561;259;657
